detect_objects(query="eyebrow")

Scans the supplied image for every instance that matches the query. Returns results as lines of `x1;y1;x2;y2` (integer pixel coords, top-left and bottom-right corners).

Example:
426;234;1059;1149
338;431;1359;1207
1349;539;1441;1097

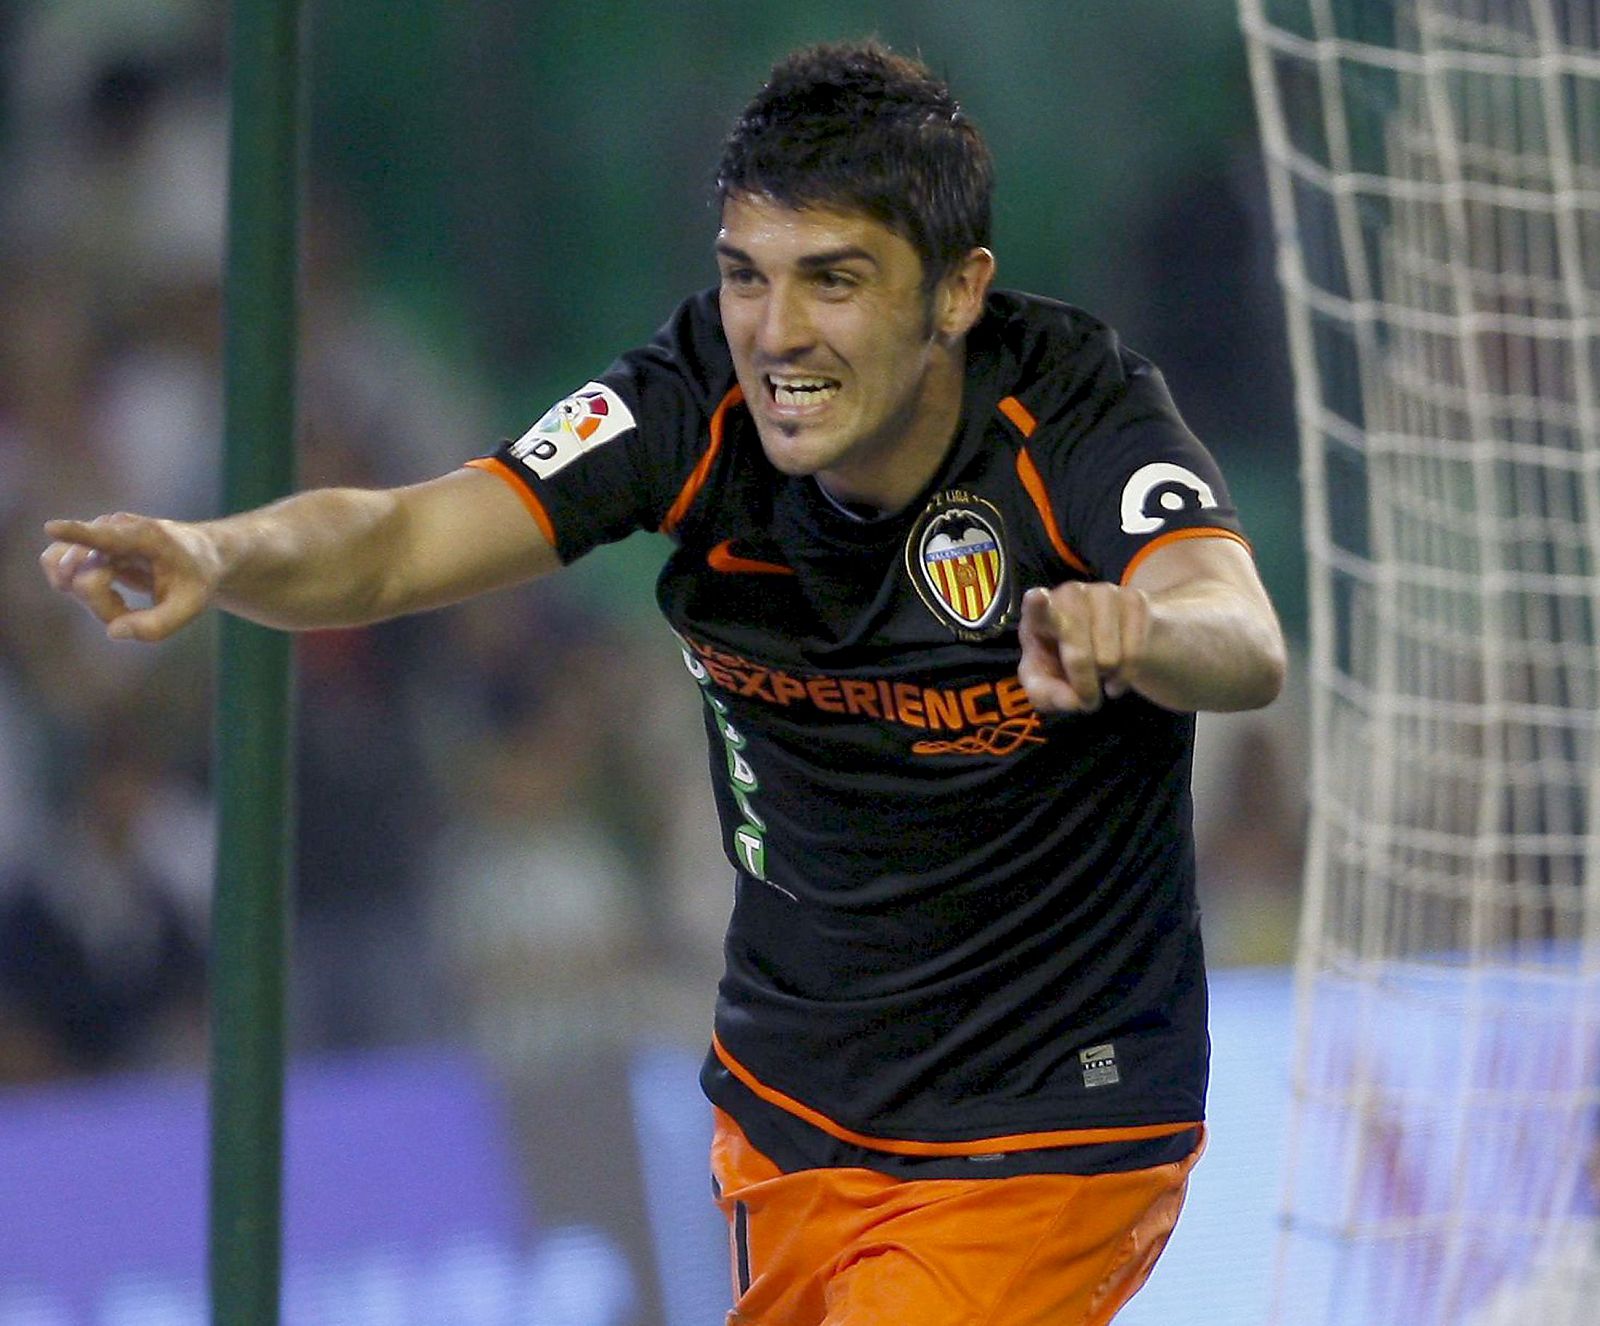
715;242;880;271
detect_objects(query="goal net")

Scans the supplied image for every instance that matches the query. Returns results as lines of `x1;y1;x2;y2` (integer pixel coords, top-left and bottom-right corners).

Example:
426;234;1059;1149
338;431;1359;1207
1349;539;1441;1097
1237;2;1600;1323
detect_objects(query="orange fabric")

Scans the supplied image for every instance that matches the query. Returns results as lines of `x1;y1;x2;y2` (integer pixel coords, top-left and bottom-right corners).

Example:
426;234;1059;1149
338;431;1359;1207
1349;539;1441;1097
712;1033;1197;1156
462;457;558;549
997;396;1038;437
998;395;1088;576
662;385;745;535
1012;448;1089;576
1119;527;1252;586
711;1110;1204;1326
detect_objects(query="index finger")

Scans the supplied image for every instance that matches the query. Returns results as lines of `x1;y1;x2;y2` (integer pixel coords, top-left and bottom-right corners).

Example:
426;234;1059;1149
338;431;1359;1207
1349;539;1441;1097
1017;587;1085;712
42;517;157;556
1050;586;1107;714
1018;585;1056;648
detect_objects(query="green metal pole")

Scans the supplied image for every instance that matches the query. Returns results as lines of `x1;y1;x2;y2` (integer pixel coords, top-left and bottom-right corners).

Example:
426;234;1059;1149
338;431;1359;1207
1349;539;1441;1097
211;1;301;1322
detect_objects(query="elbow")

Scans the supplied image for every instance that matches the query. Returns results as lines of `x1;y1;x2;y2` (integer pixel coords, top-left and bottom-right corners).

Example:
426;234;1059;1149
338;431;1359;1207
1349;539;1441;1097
1242;624;1290;711
1227;582;1289;711
1195;614;1288;714
1257;640;1289;708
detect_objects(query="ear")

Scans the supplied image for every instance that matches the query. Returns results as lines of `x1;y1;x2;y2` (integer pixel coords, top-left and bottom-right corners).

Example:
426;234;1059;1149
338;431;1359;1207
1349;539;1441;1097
933;247;996;341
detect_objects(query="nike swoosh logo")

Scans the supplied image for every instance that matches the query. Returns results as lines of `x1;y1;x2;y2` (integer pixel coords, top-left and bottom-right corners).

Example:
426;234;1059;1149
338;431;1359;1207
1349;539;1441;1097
707;539;794;576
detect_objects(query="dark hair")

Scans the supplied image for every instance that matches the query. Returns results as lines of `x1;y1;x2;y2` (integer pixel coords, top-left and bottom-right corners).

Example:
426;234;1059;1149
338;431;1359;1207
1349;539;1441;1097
715;41;994;286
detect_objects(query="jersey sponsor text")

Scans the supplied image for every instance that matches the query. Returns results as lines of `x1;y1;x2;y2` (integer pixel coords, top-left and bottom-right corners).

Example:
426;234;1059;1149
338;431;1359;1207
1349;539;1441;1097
682;635;1043;757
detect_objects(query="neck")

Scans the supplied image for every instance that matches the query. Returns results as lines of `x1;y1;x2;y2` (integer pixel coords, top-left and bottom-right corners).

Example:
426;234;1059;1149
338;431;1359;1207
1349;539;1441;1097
812;477;882;521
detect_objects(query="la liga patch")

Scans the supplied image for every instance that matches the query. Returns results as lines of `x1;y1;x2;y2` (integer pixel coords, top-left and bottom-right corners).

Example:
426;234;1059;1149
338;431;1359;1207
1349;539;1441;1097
508;381;635;479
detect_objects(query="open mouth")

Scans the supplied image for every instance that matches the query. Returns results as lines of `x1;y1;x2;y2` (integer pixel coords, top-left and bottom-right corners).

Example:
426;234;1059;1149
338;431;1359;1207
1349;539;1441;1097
766;374;841;409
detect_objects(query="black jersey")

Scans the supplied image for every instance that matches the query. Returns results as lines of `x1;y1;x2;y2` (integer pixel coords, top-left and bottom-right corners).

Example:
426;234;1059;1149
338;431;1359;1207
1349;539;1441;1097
470;288;1249;1176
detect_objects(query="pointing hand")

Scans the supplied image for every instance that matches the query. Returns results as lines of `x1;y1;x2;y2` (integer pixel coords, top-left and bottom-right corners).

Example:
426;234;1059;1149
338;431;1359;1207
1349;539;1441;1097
40;512;219;642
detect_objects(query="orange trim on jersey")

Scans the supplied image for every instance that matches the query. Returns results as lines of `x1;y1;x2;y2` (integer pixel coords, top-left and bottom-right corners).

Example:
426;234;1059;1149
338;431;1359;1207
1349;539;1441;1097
463;456;558;549
1120;527;1252;586
998;395;1038;437
711;1032;1199;1156
662;384;745;536
1014;447;1090;576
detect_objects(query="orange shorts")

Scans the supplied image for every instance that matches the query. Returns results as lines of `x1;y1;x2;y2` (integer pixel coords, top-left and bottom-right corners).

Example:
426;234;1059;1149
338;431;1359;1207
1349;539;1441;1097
710;1109;1204;1326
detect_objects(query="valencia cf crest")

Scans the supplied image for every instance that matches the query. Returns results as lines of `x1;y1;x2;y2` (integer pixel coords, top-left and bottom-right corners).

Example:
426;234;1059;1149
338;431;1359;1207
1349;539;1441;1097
905;491;1015;639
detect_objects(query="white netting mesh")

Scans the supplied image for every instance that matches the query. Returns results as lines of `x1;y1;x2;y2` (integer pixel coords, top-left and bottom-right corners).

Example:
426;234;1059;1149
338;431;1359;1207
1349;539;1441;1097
1238;2;1600;1322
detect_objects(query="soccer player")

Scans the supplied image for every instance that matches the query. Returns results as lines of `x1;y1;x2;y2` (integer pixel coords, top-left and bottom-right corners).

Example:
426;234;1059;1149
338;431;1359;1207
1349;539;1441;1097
42;41;1286;1326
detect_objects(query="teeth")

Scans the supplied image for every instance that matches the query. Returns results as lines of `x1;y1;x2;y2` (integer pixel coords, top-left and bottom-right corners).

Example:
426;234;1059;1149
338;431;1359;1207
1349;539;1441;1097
769;376;839;407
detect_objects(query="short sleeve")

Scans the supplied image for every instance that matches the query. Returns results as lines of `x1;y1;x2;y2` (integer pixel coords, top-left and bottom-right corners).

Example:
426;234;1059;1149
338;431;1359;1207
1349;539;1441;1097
1028;337;1248;584
467;291;736;564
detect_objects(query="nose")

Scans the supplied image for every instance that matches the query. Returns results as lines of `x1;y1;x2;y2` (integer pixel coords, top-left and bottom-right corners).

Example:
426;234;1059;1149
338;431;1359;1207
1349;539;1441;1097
754;280;814;362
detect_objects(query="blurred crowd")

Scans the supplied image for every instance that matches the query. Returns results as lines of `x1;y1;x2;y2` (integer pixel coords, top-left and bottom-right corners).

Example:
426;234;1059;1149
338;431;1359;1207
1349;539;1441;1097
0;3;1306;1100
0;3;735;1096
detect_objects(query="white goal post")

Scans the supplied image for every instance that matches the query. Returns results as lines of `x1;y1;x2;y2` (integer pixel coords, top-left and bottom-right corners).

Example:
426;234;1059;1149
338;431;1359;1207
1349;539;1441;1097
1237;2;1600;1323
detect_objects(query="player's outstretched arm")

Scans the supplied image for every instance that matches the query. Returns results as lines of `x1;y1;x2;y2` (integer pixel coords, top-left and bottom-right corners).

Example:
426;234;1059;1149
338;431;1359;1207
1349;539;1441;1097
40;466;559;641
1017;536;1286;715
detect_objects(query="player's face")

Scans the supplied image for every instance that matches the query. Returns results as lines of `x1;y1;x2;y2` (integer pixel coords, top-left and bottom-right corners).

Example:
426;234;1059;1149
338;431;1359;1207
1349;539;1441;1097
716;193;991;514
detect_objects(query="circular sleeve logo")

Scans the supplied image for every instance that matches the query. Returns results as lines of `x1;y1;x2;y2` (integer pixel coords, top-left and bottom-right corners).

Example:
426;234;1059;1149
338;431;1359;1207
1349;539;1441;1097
1118;462;1219;534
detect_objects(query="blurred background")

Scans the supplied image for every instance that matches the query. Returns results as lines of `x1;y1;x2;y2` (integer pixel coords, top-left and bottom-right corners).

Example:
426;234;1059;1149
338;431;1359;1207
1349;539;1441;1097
0;1;1309;1322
